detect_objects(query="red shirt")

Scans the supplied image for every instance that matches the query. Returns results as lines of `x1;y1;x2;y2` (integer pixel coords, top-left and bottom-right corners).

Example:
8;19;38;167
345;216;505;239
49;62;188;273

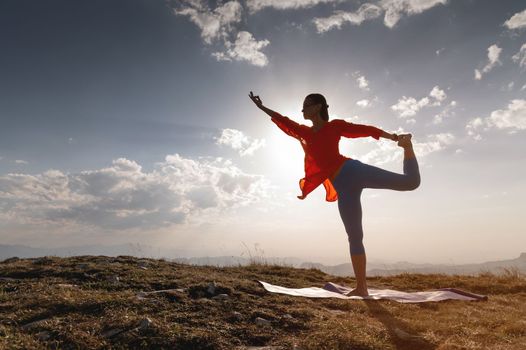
271;112;384;202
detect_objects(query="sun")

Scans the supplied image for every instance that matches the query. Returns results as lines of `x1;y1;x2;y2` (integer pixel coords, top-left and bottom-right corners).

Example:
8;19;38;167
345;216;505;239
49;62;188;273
263;111;307;185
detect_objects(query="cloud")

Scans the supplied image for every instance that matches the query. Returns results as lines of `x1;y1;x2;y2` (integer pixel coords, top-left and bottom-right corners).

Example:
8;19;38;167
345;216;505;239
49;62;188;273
503;9;526;30
14;160;28;165
380;0;448;28
313;0;447;32
247;0;345;14
359;132;455;165
313;3;383;33
486;99;526;131
356;99;370;108
171;1;270;67
433;100;457;124
0;155;271;230
172;0;242;44
512;43;526;69
356;75;370;91
391;96;429;118
429;86;446;105
214;128;266;156
212;31;270;67
466;99;526;140
391;85;447;118
474;44;502;80
413;132;455;157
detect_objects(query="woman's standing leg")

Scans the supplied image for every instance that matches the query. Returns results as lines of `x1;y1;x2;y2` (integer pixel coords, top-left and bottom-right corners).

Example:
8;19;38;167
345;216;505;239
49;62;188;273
336;187;369;295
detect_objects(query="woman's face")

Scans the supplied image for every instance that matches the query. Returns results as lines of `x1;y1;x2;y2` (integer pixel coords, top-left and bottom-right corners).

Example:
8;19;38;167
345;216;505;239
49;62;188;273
302;98;321;120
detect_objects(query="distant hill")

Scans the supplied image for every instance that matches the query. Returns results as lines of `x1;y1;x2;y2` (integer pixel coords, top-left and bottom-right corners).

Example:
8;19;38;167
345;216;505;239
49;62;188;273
1;244;524;276
0;243;187;260
300;253;526;276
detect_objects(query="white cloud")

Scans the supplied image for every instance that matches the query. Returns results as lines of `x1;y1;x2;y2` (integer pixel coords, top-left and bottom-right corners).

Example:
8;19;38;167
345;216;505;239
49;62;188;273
356;99;370;108
391;96;429;117
0;155;271;230
433;100;457;125
313;3;383;33
14;160;28;165
359;132;455;165
465;117;487;141
173;1;242;44
412;132;455;157
214;128;266;156
429;86;446;105
512;43;526;69
247;0;344;14
466;99;526;139
380;0;448;28
503;9;526;30
475;44;502;79
391;85;447;119
212;31;270;67
172;1;270;67
436;47;445;56
357;75;370;91
486;99;526;131
313;0;447;32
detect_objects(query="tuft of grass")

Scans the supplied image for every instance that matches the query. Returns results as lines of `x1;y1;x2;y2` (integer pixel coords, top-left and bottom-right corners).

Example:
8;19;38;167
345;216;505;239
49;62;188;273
0;255;525;349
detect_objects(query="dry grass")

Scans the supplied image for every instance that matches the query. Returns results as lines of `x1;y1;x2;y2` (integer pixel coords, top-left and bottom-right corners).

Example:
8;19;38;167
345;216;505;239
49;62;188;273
0;255;525;349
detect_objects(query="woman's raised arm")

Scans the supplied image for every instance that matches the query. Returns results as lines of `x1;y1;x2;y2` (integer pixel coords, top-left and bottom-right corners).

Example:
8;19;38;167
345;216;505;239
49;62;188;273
248;91;277;118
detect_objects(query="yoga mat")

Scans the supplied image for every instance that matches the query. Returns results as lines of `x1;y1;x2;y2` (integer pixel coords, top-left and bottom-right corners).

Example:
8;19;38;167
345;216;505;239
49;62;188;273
258;281;488;303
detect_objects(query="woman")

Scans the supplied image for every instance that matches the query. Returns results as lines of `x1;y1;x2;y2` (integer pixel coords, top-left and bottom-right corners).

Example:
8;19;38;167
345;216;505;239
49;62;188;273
248;91;420;296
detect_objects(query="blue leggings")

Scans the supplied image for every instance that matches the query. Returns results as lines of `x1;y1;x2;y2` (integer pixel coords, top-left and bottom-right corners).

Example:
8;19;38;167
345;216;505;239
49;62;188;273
331;157;421;255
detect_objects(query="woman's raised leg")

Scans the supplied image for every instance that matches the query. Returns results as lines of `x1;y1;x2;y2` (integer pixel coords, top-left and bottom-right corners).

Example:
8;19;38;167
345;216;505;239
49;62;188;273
360;134;420;190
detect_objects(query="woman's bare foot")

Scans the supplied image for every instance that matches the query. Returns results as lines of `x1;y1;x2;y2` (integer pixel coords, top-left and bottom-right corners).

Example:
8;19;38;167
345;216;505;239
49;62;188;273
345;288;369;297
397;134;413;148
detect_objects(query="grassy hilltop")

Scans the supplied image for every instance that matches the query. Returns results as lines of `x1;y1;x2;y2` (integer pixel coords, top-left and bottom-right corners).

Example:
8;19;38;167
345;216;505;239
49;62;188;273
1;255;525;349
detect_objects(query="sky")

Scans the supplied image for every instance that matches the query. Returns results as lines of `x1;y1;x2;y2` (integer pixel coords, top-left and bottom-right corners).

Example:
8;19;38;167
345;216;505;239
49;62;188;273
1;0;525;265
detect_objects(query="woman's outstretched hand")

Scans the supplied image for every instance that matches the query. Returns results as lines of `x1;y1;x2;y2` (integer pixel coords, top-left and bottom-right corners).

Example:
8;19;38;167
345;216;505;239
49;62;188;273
249;91;263;108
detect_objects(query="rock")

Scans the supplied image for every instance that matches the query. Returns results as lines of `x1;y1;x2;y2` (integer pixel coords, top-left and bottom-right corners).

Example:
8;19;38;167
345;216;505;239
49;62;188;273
0;277;18;282
254;317;271;327
82;273;95;280
137;317;152;330
106;275;120;283
231;311;243;320
207;282;216;295
282;314;294;319
101;328;126;338
21;318;51;330
137;261;149;270
36;330;51;341
212;293;229;301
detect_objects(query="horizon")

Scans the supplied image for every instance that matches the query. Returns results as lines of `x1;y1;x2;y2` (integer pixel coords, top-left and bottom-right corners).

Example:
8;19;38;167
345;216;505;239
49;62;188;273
1;0;525;265
1;242;524;267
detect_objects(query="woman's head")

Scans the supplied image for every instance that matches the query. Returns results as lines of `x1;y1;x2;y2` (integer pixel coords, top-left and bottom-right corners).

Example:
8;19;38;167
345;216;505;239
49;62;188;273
302;93;329;121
